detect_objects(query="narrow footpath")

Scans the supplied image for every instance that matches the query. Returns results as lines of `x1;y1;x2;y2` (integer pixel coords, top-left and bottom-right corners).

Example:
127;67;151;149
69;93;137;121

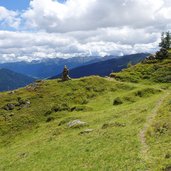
139;92;170;170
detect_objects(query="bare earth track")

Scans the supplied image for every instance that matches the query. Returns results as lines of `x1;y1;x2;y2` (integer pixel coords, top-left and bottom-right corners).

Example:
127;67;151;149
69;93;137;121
139;92;170;170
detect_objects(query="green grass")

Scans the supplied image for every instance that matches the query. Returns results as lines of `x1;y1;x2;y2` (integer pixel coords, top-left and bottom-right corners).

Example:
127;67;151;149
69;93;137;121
0;59;171;170
110;56;171;83
146;93;171;171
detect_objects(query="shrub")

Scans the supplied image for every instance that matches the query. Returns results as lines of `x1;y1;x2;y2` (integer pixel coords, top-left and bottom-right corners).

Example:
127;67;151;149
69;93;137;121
123;95;136;103
102;122;126;129
135;90;144;97
52;103;70;112
113;97;123;105
70;105;92;112
46;116;54;122
153;122;169;135
44;110;52;116
134;88;161;98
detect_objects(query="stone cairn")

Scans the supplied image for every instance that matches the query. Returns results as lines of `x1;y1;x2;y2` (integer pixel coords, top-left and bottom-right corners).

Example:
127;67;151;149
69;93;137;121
62;65;71;81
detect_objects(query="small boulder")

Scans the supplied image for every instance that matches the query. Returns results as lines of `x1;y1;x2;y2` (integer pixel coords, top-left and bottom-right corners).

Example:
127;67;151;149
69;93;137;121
3;103;15;111
8;91;15;95
17;97;31;108
25;100;31;107
67;120;87;128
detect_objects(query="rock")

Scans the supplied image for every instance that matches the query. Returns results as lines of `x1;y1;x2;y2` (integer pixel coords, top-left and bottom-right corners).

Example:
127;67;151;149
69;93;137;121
25;100;31;107
58;117;78;126
3;103;15;111
26;82;40;91
79;129;93;135
67;120;87;128
2;97;31;111
20;101;31;108
8;91;15;94
19;99;26;105
17;97;31;108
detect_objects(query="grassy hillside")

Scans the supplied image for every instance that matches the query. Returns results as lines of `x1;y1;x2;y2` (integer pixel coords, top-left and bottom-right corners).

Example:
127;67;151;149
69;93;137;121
0;59;170;170
110;51;171;83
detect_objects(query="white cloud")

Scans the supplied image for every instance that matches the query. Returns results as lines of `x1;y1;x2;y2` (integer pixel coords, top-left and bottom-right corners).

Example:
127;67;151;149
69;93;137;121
0;6;20;29
22;0;171;32
0;0;171;62
0;29;159;62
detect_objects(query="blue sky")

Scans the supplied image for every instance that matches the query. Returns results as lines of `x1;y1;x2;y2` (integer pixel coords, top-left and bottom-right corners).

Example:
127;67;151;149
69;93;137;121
0;0;65;10
0;0;30;10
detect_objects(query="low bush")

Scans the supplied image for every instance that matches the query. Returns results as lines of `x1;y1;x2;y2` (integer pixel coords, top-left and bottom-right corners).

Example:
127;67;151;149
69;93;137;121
134;88;161;97
123;95;136;103
52;103;70;112
46;116;54;122
70;105;92;112
113;97;123;105
102;122;126;129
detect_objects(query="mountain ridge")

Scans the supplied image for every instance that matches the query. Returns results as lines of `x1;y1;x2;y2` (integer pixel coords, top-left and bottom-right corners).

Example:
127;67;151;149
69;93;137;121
0;56;102;79
0;68;35;92
52;53;149;79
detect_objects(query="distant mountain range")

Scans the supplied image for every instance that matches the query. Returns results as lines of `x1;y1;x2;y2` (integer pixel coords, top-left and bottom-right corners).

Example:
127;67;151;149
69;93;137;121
51;53;149;79
0;56;101;79
0;53;149;92
0;68;35;92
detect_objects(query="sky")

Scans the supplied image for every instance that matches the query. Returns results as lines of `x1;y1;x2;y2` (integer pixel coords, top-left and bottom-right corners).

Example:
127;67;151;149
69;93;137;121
0;0;171;62
0;0;29;11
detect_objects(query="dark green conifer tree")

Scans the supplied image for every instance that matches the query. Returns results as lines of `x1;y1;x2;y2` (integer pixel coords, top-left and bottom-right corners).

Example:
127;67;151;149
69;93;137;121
159;31;171;49
165;31;171;49
159;32;165;48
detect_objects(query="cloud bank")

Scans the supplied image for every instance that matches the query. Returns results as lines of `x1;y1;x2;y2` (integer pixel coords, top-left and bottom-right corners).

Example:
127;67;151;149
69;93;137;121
0;0;171;62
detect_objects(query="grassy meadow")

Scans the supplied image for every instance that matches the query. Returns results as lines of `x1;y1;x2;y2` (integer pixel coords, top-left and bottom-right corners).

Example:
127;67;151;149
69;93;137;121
0;57;171;171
